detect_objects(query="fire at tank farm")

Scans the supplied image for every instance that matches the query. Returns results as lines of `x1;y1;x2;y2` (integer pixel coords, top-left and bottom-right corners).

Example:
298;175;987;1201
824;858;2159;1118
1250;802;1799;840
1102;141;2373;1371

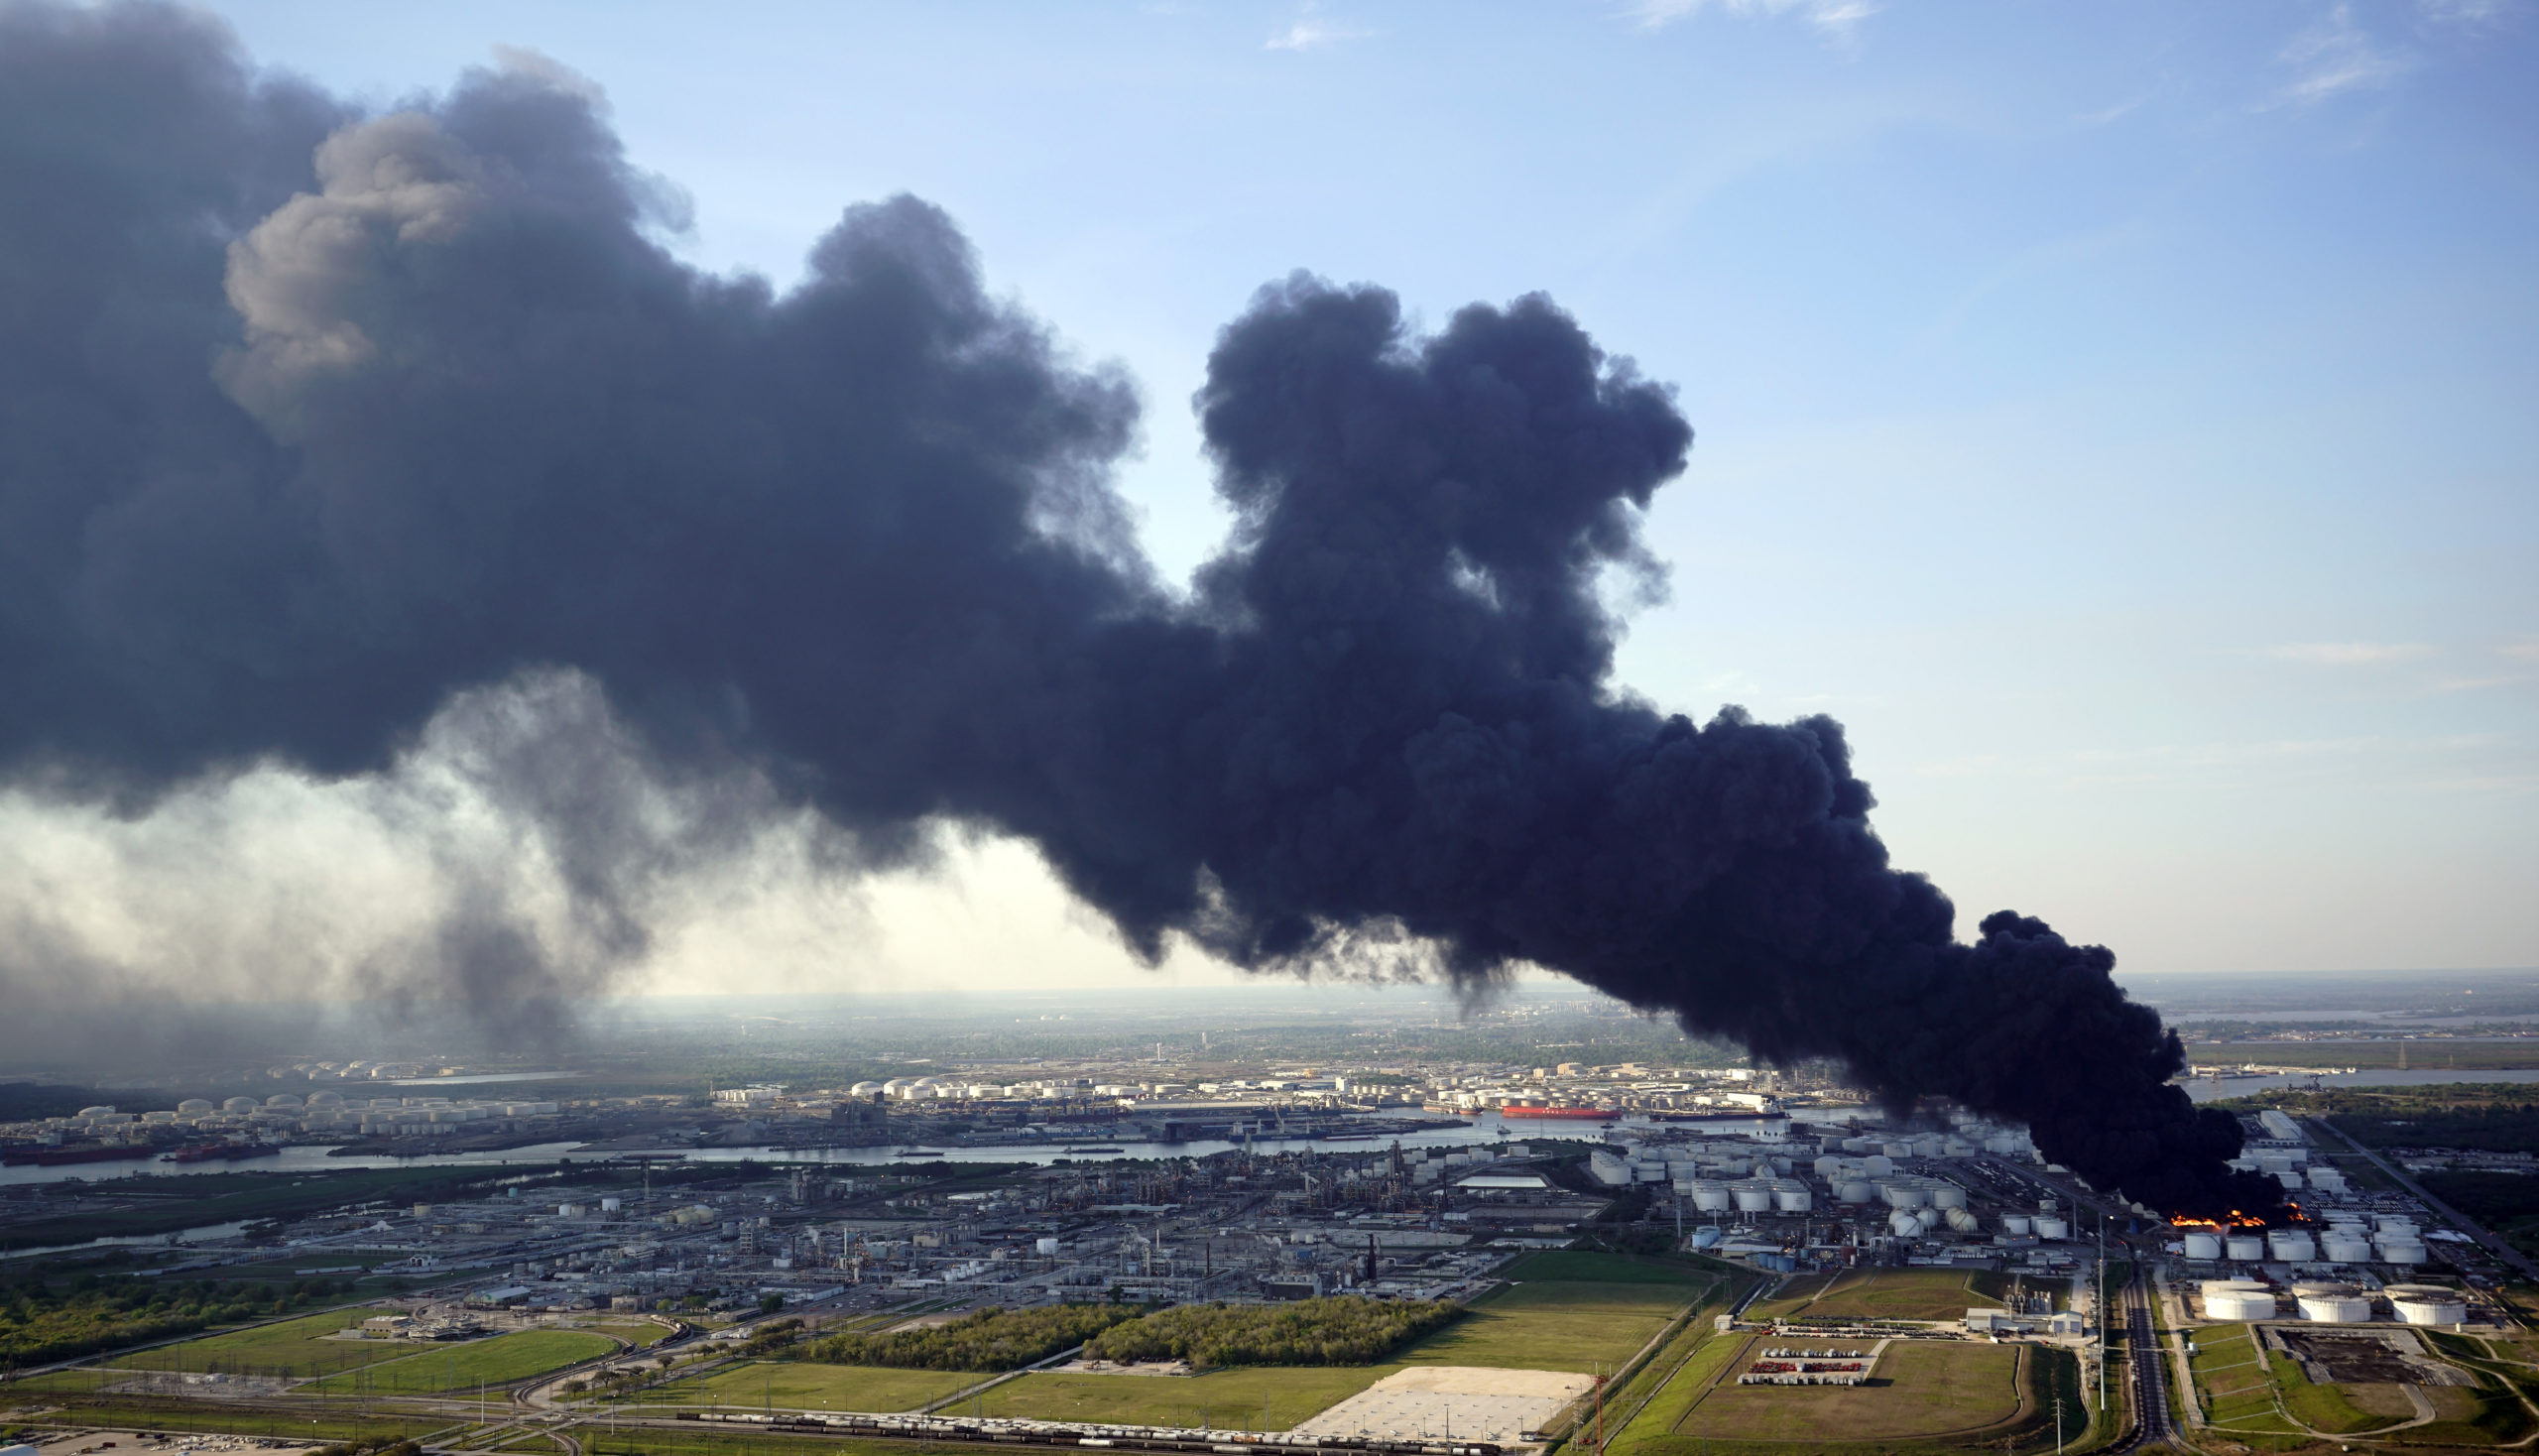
11;1055;2525;1456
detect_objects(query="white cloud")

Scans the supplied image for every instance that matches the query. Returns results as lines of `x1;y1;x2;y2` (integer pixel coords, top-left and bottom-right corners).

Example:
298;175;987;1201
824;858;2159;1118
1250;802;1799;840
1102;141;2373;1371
2416;0;2517;26
1625;0;1879;43
1266;6;1371;51
2271;4;2414;106
2501;637;2539;663
2266;641;2437;666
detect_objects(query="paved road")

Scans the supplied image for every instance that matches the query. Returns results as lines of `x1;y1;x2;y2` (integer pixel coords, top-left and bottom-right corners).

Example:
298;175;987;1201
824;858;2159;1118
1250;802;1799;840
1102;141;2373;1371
2311;1115;2539;1283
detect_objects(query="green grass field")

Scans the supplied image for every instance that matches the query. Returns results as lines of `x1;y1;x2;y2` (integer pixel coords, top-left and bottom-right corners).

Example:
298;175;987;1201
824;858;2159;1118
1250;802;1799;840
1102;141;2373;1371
304;1329;618;1393
648;1361;977;1413
105;1308;418;1379
1745;1268;2018;1324
1656;1337;2025;1444
1394;1249;1707;1375
980;1366;1394;1429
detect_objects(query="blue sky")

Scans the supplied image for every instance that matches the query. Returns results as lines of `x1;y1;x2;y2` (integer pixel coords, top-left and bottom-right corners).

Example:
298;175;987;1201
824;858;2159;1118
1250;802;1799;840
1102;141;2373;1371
174;0;2538;983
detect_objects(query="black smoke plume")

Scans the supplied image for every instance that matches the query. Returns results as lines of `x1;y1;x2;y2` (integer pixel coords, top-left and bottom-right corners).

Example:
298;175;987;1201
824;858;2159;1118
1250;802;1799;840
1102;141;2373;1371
0;2;2283;1219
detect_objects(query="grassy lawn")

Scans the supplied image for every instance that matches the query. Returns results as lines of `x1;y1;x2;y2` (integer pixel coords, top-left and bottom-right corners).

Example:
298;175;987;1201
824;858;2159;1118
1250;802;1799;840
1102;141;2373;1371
1609;1332;1751;1453
648;1361;975;1413
1744;1268;2012;1324
980;1366;1391;1429
104;1308;418;1379
1393;1280;1686;1374
305;1329;618;1393
31;1398;447;1444
1663;1338;2024;1443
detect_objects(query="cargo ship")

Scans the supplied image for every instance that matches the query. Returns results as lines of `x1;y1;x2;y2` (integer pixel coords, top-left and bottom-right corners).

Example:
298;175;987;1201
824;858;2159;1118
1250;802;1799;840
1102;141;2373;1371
1;1143;162;1166
1496;1107;1617;1121
166;1142;283;1163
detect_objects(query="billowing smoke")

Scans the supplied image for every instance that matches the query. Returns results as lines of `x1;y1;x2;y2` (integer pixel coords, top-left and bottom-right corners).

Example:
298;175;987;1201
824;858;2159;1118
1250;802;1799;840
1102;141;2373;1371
0;2;2283;1219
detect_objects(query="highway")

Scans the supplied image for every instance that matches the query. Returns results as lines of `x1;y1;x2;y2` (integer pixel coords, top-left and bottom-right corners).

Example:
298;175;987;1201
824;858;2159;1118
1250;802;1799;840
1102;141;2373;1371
2309;1114;2539;1283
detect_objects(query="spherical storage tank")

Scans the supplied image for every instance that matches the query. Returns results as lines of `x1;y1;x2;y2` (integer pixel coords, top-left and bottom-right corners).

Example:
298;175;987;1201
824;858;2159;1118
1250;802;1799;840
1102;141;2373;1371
1944;1207;1980;1233
2035;1217;2070;1241
2227;1235;2267;1261
2388;1287;2467;1326
2184;1232;2224;1261
1889;1209;1925;1237
2002;1214;2033;1236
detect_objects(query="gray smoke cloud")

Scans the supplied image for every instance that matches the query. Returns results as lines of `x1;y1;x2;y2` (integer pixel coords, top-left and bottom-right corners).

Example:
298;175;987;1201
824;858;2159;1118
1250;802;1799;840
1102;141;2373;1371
0;2;2284;1216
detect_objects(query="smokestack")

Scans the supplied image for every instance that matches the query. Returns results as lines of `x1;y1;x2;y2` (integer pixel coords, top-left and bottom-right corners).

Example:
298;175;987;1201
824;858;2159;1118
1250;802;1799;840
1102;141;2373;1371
0;4;2282;1220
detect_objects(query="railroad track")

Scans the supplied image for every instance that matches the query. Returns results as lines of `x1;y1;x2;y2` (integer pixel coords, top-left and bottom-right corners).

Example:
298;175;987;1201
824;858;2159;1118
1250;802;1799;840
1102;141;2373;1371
2116;1270;2175;1452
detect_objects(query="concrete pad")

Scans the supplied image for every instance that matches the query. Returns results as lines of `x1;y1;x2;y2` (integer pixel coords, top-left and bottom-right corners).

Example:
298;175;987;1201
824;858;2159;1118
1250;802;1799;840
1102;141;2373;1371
1290;1366;1593;1444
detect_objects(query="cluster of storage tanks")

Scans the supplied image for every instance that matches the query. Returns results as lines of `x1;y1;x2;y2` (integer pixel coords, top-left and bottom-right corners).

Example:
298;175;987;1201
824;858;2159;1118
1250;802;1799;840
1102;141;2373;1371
2198;1277;2469;1327
2180;1213;2428;1267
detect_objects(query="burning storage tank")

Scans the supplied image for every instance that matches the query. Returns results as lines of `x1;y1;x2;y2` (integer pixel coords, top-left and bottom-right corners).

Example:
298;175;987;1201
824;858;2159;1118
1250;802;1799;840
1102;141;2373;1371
2202;1279;2277;1321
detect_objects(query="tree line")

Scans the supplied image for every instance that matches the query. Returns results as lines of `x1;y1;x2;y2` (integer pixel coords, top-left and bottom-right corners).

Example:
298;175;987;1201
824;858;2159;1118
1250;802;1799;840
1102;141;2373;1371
804;1303;1140;1372
1084;1296;1460;1369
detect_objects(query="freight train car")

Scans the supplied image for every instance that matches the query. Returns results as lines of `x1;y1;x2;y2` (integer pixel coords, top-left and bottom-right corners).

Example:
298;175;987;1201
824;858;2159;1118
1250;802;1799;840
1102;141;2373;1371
676;1409;1504;1456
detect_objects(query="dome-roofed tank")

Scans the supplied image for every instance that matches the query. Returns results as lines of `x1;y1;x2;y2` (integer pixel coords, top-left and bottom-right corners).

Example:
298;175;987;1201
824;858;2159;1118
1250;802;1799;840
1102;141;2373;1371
177;1099;215;1115
222;1096;259;1113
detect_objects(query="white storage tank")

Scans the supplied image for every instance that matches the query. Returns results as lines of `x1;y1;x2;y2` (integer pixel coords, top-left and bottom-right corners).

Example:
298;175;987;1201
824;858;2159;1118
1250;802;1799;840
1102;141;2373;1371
1928;1182;1967;1209
2001;1214;2033;1236
1862;1154;1895;1177
1880;1140;1915;1157
1842;1137;1873;1154
2308;1167;2349;1194
2321;1233;2374;1263
2035;1216;2070;1241
1732;1181;1775;1213
2296;1286;2373;1323
1882;1182;1930;1209
2378;1237;2428;1266
2184;1232;2225;1261
1836;1179;1874;1204
177;1098;215;1115
2267;1230;2317;1263
2227;1234;2267;1261
2376;1214;2418;1232
2202;1280;2277;1321
1036;1237;1061;1255
2389;1288;2468;1327
1813;1155;1844;1177
1771;1181;1813;1213
1889;1209;1922;1237
1691;1180;1734;1212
